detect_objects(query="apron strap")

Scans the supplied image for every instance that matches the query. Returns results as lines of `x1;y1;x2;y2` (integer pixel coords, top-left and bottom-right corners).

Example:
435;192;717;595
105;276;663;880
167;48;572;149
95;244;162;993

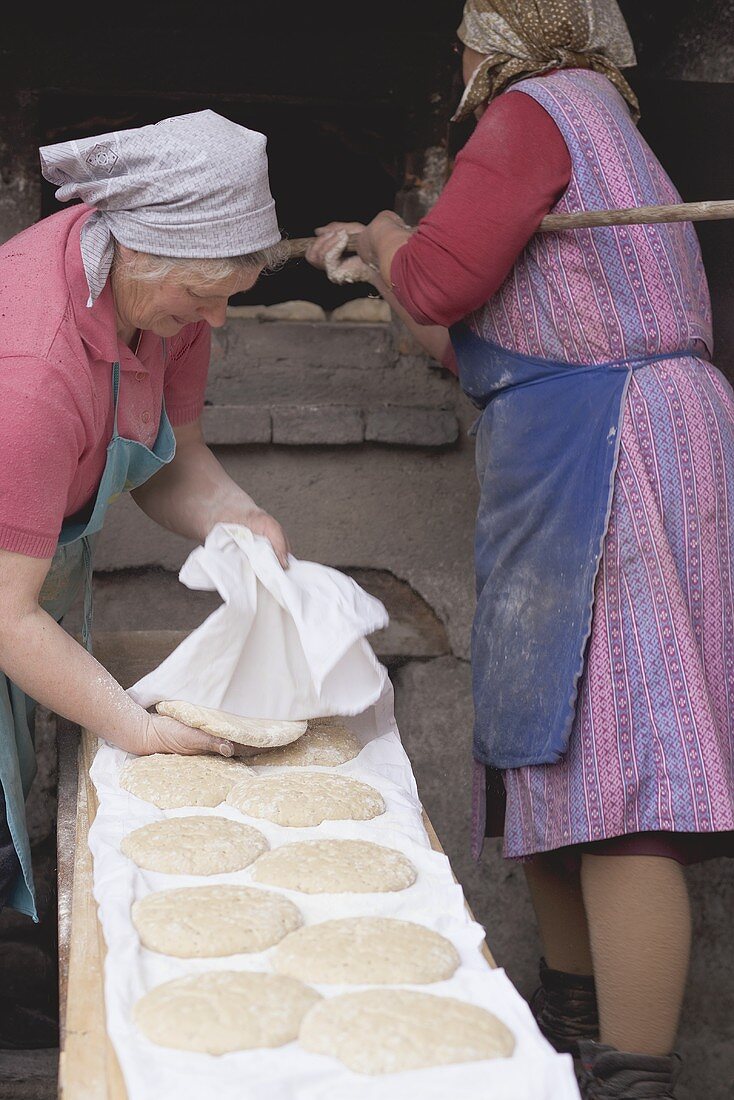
111;360;121;437
81;537;94;653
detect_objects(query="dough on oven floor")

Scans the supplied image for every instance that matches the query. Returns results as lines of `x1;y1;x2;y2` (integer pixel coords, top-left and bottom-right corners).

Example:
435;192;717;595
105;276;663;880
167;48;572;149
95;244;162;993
249;724;360;768
250;839;416;894
155;701;307;748
299;988;516;1074
273;916;459;984
132;884;302;956
119;752;250;809
121;815;268;875
226;772;385;827
134;971;321;1054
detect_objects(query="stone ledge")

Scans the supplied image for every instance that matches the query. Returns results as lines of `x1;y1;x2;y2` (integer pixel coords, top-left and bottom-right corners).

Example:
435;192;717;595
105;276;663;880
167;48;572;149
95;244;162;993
272;405;364;445
211;320;396;376
201;404;459;448
365;406;459;447
201;405;271;445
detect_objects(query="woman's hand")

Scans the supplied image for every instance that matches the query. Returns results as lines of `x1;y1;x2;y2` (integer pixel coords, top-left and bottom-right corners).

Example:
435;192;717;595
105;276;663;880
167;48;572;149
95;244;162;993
239;507;291;569
305;222;368;271
132;711;240;758
305;214;412;286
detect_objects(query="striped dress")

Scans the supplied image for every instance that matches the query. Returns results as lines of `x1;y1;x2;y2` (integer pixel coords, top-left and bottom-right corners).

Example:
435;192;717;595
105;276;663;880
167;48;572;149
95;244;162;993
469;69;734;858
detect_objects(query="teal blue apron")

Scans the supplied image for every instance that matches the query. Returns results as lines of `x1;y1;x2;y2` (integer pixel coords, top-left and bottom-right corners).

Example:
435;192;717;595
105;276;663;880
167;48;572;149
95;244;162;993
0;355;175;918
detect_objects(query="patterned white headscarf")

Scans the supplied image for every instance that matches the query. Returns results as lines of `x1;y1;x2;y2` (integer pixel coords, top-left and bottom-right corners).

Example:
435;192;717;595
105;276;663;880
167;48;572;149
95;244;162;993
39;110;281;306
453;0;638;122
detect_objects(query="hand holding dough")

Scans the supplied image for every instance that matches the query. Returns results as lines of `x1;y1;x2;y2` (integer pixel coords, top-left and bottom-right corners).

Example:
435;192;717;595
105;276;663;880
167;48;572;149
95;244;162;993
155;701;307;749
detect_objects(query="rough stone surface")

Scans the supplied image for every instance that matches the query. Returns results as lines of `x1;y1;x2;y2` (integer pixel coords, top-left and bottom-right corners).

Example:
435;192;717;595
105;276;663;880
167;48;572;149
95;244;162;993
210;320;394;384
90;418;479;661
365;406;459;447
0;1050;57;1100
201;405;271;445
271;405;364;445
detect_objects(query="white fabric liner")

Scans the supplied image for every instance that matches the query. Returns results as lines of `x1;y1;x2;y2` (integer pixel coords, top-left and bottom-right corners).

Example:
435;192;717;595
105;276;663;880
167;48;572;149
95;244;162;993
89;686;580;1099
128;524;389;721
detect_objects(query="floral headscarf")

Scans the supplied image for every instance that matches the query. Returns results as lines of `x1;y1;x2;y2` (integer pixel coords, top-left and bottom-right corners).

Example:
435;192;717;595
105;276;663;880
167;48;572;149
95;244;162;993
452;0;639;123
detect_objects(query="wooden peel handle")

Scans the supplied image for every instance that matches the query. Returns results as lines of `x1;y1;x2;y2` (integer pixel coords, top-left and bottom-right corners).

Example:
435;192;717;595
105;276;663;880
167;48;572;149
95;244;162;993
283;199;734;258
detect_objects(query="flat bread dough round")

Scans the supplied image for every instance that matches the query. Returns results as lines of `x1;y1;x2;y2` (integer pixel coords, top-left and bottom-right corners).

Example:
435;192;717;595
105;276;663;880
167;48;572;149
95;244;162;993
121;815;268;876
134;971;321;1054
155;701;307;748
251;839;416;894
273;917;459;984
132;885;303;957
120;753;250;809
250;725;360;768
299;989;516;1074
227;772;385;827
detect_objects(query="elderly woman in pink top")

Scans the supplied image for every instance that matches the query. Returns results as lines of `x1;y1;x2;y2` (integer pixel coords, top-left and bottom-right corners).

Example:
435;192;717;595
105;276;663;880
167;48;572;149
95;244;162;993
0;110;289;930
308;2;734;1097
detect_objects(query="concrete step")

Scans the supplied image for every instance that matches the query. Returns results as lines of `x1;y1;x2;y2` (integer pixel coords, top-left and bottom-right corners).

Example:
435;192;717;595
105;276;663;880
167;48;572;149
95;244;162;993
202;403;459;447
206;318;457;408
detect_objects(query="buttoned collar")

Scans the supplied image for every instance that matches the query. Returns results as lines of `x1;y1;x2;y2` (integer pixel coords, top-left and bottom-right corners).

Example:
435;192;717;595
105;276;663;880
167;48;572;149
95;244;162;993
65;205;153;374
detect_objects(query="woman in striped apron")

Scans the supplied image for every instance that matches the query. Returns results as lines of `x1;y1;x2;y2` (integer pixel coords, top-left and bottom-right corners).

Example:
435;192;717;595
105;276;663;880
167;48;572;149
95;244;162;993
307;2;734;1096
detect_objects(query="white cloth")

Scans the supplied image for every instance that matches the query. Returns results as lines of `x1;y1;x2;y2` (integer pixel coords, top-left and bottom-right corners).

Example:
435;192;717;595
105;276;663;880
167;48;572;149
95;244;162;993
88;685;581;1100
128;524;389;720
39;109;281;305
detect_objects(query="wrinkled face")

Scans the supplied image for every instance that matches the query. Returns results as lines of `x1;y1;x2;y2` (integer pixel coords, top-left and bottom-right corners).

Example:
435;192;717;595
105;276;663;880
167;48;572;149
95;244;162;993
112;248;263;338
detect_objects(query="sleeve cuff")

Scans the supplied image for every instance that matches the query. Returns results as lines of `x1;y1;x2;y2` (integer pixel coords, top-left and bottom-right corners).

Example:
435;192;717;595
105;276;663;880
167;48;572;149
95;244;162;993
0;524;58;559
166;402;204;427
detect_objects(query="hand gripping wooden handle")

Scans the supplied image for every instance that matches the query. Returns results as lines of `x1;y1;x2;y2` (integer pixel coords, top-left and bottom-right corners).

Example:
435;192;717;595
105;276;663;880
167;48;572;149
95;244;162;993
283;199;734;259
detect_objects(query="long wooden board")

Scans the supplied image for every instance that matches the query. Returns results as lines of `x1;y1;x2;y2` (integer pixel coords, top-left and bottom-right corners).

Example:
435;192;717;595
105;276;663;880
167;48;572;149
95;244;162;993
57;630;494;1099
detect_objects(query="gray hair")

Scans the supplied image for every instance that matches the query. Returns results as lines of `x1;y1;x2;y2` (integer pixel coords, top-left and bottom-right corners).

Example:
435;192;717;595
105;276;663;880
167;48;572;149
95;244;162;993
111;238;289;287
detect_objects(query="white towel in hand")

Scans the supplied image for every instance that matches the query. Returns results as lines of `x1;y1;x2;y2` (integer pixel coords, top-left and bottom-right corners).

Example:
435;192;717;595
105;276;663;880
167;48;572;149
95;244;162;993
127;523;389;720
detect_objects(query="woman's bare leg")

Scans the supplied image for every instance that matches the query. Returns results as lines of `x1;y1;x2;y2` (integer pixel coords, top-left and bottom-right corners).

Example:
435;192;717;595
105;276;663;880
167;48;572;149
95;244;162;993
524;852;594;974
580;854;691;1055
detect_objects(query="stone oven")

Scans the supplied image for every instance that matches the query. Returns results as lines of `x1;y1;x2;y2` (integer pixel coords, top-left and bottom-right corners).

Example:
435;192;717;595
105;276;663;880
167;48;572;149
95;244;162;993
1;3;733;1096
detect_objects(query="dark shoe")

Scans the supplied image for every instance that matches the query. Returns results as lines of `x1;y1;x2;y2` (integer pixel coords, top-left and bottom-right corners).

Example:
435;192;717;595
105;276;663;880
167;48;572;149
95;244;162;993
529;957;599;1056
577;1039;682;1099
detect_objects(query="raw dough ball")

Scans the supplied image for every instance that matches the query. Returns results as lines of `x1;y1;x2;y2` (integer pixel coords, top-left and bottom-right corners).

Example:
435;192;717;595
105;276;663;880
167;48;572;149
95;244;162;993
250;724;360;768
134;971;321;1054
330;299;391;323
273;917;459;984
251;839;416;894
261;300;326;322
227;772;385;827
121;815;268;876
299;989;515;1074
132;885;303;957
120;753;250;809
155;701;307;749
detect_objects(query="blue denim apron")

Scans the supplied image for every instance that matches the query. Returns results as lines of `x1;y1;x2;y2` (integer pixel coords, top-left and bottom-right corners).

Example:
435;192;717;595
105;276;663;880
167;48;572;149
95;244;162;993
0;356;175;917
451;322;698;770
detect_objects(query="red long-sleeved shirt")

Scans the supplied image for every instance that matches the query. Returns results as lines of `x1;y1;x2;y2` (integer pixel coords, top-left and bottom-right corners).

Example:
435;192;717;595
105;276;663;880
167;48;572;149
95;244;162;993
390;88;572;374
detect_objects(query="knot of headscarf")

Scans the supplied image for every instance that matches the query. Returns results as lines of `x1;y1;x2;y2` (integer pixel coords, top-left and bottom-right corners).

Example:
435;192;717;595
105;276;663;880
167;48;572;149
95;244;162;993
452;0;639;123
39;110;281;307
